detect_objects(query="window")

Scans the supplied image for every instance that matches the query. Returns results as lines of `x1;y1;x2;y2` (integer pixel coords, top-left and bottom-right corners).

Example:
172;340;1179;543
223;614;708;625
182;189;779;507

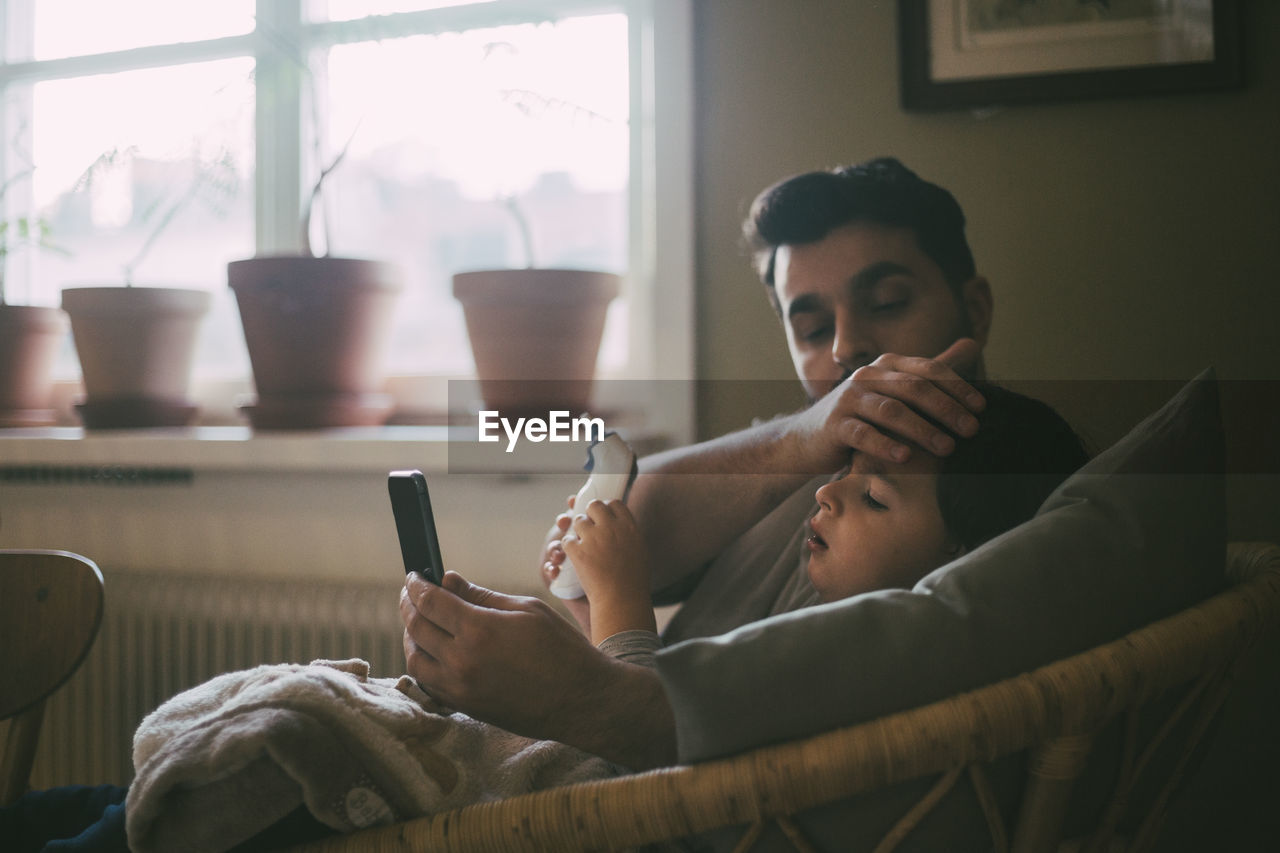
0;0;693;439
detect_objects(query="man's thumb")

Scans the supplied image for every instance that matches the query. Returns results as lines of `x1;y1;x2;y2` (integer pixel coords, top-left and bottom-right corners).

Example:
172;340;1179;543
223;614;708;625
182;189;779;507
443;571;519;610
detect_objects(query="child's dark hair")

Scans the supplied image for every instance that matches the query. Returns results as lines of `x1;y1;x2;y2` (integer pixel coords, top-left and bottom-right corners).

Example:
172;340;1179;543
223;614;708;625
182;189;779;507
936;383;1089;552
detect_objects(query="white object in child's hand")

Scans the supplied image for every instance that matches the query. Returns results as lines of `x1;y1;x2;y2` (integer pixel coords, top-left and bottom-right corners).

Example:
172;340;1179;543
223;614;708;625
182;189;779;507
550;431;639;600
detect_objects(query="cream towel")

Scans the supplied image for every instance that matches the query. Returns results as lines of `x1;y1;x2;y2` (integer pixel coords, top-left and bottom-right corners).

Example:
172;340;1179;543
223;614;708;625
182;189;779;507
125;659;612;853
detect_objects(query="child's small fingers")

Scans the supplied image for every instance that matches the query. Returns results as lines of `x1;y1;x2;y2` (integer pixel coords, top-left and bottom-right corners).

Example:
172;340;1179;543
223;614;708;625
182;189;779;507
584;499;615;522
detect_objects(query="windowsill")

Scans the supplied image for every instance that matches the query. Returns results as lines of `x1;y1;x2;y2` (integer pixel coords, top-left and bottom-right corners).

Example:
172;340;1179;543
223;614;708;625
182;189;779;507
0;424;672;475
1;425;446;473
18;373;688;475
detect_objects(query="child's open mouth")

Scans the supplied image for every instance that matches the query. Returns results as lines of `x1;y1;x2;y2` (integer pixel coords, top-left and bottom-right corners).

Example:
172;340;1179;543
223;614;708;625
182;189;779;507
805;519;828;553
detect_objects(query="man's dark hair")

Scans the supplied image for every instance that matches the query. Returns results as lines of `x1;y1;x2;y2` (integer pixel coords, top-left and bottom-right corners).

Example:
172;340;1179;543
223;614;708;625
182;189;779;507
936;382;1090;553
742;157;976;308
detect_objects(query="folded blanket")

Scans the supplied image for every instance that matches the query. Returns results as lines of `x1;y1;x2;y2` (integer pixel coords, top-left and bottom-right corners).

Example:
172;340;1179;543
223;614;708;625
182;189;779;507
125;659;612;853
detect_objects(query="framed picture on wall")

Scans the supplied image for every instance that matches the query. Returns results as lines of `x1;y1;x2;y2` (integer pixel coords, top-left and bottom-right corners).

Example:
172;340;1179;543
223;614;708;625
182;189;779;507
899;0;1243;110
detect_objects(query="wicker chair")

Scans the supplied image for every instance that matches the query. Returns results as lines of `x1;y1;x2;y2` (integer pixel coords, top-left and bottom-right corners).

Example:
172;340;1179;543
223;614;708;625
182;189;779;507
289;542;1280;853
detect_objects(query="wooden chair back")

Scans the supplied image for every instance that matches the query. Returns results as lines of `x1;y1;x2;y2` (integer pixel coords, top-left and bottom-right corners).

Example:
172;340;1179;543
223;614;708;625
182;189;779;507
0;549;105;805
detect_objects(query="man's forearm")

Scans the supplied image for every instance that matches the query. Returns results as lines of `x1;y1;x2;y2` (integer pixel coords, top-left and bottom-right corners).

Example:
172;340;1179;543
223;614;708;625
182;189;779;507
551;656;677;771
630;412;819;590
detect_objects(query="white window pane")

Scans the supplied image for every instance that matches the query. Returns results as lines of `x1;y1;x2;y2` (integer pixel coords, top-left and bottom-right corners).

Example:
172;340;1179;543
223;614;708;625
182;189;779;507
32;0;255;60
315;13;630;376
319;0;493;24
24;59;255;379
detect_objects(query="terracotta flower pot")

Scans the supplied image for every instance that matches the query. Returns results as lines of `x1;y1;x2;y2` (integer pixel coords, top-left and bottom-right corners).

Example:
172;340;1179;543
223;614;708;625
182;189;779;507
61;287;211;429
0;304;70;427
228;256;403;429
453;269;620;417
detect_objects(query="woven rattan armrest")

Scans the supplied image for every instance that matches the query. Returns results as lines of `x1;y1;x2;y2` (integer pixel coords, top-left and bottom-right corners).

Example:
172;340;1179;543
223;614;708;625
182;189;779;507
288;542;1280;853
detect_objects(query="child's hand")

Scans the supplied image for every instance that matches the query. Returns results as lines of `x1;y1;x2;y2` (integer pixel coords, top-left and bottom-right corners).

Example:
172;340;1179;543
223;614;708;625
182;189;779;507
539;498;575;577
561;499;656;644
541;495;591;634
563;499;644;591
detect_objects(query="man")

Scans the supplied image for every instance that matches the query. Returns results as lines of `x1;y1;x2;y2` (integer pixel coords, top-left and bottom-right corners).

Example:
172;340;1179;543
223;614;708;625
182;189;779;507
628;158;993;620
399;158;993;771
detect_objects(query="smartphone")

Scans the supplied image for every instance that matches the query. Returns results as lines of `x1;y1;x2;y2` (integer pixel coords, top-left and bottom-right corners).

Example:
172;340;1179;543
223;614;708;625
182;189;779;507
388;470;445;584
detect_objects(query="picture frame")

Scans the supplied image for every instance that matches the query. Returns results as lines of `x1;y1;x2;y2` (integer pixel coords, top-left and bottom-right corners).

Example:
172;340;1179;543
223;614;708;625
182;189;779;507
899;0;1243;110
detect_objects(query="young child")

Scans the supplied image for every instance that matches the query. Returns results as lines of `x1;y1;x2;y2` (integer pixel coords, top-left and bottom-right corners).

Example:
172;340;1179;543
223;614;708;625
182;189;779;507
554;382;1089;646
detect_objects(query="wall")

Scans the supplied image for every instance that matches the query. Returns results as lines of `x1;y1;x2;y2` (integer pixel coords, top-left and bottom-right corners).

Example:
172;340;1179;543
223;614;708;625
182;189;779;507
0;431;594;595
691;1;1280;539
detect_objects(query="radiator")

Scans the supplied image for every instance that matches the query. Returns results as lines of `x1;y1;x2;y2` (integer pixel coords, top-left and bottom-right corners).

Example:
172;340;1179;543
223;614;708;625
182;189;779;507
30;568;406;788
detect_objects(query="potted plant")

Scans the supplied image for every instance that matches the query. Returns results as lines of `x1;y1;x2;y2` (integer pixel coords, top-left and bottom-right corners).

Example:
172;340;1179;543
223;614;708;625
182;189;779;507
227;136;402;429
450;73;623;419
0;202;70;427
453;196;620;418
59;148;227;429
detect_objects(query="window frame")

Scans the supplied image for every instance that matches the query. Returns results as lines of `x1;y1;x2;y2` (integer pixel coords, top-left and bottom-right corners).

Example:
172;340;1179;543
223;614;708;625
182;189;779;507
0;0;695;443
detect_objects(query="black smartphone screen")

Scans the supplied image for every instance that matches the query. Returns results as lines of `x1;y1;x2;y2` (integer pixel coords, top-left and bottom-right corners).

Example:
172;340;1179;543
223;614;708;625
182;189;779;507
388;470;445;584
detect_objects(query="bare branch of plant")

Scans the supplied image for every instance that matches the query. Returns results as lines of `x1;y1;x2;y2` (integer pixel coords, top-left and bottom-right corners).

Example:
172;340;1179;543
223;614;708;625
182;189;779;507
119;148;239;285
301;121;361;258
1;137;71;304
483;39;622;271
502;195;537;269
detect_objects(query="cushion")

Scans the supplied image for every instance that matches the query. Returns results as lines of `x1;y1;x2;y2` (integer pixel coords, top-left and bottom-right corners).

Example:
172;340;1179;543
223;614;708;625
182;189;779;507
655;368;1226;762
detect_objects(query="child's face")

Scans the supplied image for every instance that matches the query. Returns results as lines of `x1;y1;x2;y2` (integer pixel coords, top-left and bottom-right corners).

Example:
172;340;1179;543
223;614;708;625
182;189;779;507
805;451;955;603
